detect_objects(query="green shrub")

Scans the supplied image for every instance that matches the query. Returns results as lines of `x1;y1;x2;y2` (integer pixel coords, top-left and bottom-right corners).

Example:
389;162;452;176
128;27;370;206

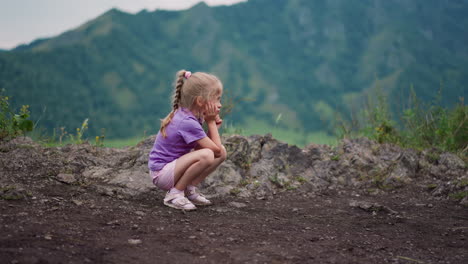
0;91;33;141
336;86;467;155
401;89;467;152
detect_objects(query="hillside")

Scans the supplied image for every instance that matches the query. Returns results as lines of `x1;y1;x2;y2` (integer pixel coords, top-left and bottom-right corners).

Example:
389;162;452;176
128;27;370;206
0;0;467;139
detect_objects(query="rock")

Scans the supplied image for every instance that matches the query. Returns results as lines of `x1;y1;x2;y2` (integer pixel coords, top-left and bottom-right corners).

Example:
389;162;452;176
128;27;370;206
460;197;468;207
128;239;142;245
201;161;242;196
0;186;28;200
385;163;413;187
97;186;116;196
223;134;267;172
82;167;113;180
107;167;154;196
223;135;253;170
72;200;83;206
229;202;247;208
303;143;332;161
56;173;77;184
349;200;397;214
439;153;465;170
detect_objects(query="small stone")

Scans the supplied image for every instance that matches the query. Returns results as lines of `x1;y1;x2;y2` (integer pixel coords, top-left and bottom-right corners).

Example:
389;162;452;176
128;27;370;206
460;197;468;207
56;173;77;184
44;234;52;240
135;211;146;216
128;239;142;245
72;200;83;206
106;220;119;226
213;207;229;213
189;236;196;239
229;202;247;208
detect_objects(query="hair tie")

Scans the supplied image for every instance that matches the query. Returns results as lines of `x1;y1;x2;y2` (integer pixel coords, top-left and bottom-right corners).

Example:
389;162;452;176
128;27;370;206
184;71;192;79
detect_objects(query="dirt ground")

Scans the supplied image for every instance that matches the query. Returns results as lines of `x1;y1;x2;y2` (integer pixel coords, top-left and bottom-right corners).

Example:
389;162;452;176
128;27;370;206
1;182;467;264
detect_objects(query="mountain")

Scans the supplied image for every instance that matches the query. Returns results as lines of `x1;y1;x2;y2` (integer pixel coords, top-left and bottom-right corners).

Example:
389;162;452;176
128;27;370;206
1;0;467;139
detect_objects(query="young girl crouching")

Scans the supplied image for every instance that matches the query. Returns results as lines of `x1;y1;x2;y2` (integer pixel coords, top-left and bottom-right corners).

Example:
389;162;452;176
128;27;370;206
148;70;226;210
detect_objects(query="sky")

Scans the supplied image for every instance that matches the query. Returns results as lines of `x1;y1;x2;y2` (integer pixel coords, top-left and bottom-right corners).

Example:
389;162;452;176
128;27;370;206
0;0;247;49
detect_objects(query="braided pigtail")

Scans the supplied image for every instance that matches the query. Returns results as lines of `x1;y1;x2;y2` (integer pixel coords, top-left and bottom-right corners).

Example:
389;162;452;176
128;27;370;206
160;70;187;137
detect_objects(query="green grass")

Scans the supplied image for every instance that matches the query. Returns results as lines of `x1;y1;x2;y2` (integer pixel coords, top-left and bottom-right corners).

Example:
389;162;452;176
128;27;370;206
449;191;468;200
223;119;337;147
336;86;467;155
103;137;145;148
32;135;145;149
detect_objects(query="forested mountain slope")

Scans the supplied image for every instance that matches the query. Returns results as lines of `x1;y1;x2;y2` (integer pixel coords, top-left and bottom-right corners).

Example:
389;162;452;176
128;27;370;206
1;0;466;138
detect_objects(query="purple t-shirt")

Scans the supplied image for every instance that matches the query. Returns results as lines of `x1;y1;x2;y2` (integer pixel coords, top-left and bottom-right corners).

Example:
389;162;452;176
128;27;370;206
148;108;207;171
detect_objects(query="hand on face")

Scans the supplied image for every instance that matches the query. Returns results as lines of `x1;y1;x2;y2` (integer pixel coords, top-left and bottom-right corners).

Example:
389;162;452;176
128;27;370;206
215;114;223;129
203;101;220;122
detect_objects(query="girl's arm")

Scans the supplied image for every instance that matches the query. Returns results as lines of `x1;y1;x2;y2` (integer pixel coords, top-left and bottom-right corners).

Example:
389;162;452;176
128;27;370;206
194;115;222;150
196;102;222;157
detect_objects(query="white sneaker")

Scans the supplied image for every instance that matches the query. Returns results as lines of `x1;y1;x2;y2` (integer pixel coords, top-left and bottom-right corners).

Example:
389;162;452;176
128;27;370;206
163;192;196;211
186;188;212;206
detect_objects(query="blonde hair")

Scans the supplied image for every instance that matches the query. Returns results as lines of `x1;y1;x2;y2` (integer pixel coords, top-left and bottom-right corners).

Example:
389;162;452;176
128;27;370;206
160;70;223;137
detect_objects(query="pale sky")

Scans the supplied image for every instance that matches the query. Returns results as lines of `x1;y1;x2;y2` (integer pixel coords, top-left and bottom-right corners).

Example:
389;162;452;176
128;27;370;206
0;0;247;49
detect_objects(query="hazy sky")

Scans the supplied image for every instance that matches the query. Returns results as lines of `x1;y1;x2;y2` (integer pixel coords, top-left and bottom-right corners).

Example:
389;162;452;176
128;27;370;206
0;0;247;49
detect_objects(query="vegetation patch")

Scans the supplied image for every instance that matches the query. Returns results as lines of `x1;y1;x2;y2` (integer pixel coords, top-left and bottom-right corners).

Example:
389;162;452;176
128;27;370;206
336;87;467;157
0;91;33;142
0;186;29;200
229;188;241;196
449;191;468;200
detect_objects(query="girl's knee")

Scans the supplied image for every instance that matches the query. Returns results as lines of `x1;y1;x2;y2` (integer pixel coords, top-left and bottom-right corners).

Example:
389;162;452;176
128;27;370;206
219;145;227;161
198;148;215;163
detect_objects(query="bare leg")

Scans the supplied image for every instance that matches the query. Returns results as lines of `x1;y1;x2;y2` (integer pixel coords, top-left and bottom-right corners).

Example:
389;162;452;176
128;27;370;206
191;145;227;186
173;149;215;191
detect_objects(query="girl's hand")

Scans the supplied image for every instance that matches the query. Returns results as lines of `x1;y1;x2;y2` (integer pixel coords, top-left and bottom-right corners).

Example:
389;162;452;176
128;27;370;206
215;115;223;129
203;102;219;122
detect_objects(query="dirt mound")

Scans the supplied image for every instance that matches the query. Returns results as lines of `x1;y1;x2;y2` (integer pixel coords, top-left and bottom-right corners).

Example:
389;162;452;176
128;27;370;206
3;134;466;203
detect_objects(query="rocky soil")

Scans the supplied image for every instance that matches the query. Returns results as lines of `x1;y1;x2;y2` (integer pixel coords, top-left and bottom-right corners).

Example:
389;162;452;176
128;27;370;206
0;135;467;263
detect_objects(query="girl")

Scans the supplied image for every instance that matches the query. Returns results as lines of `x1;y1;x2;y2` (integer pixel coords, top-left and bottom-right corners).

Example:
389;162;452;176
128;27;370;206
148;70;226;210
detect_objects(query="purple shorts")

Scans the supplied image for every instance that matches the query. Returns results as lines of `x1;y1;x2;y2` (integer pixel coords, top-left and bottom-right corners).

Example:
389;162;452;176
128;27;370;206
150;159;177;191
